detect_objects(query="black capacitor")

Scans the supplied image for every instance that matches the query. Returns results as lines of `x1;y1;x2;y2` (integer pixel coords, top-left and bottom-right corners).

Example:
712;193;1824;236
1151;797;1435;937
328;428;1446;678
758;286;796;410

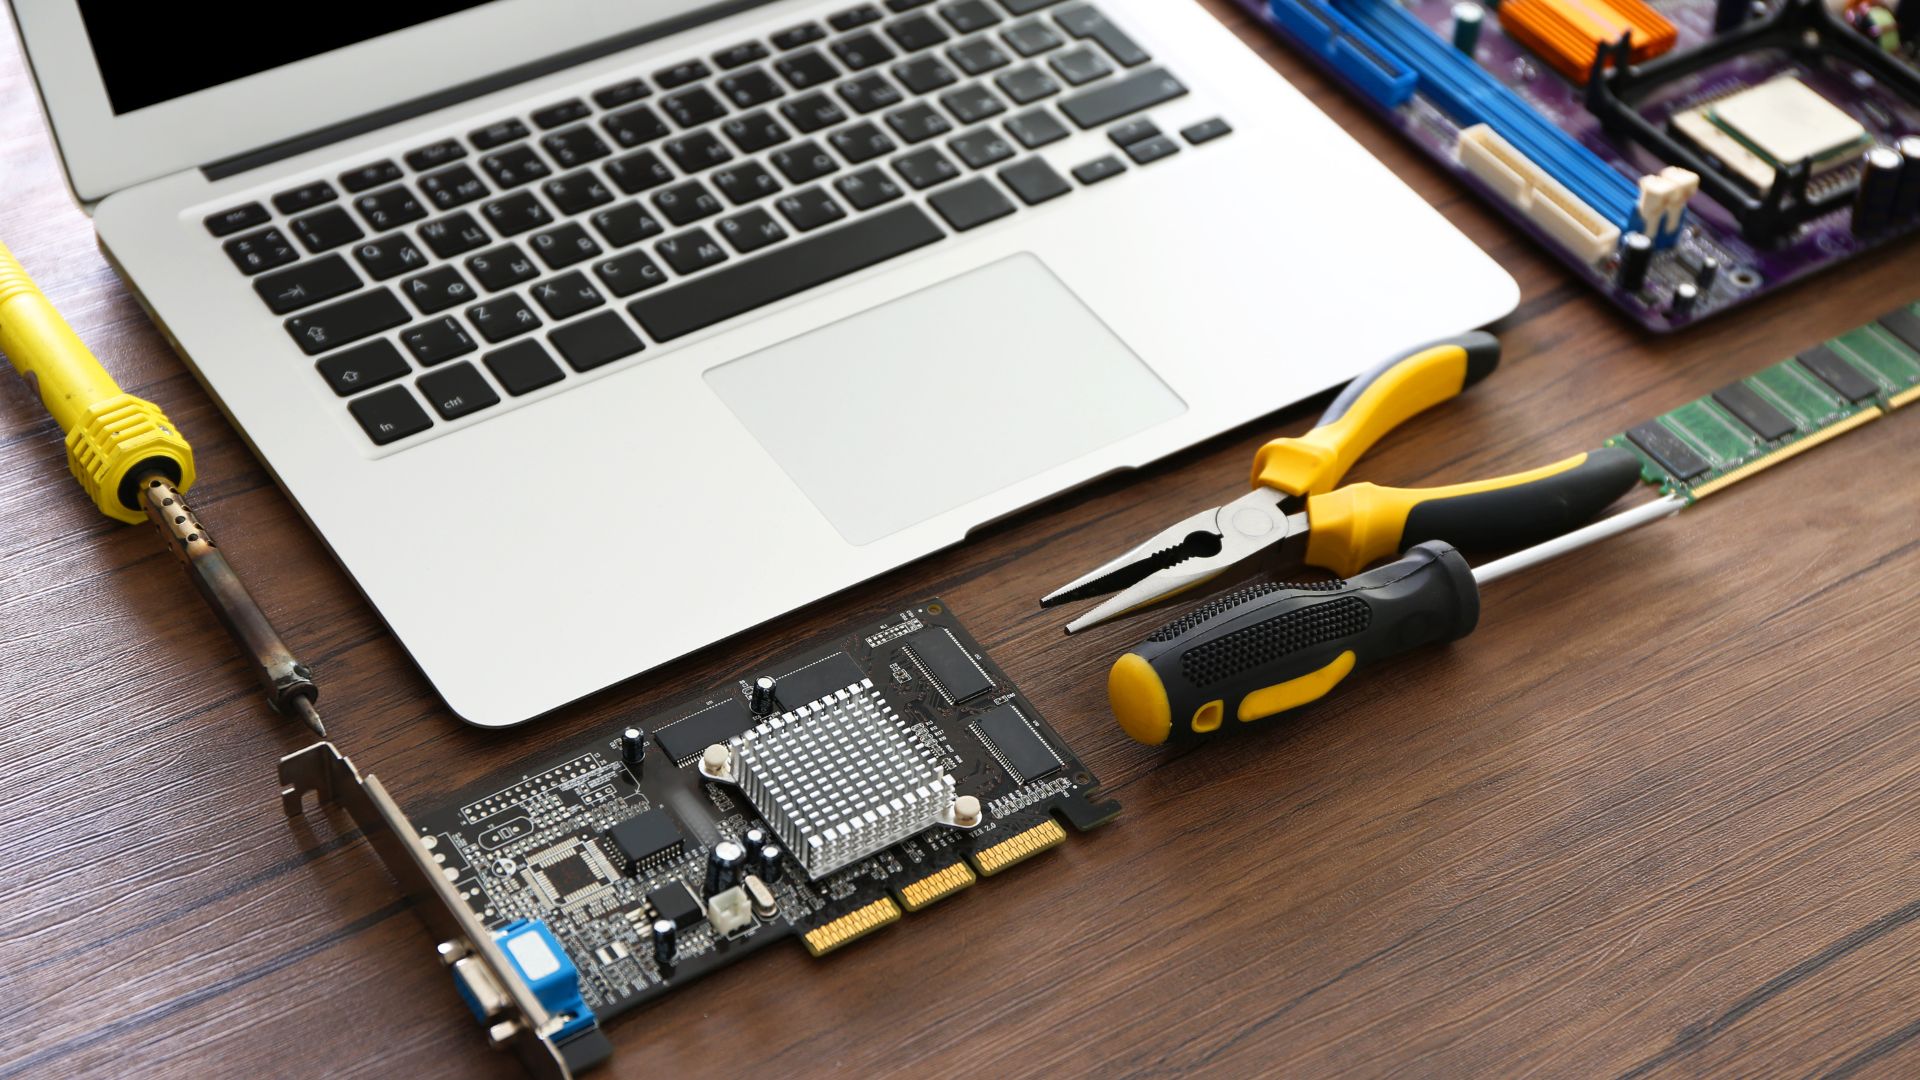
757;842;785;884
651;917;677;968
1617;232;1653;293
1854;145;1904;236
620;726;647;770
1893;136;1920;222
749;676;779;716
1669;282;1698;320
1694;255;1719;294
741;827;768;859
705;840;746;896
1712;0;1746;32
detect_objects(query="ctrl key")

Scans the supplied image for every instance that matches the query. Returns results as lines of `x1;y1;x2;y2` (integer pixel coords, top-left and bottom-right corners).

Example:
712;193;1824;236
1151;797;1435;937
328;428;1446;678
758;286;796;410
348;385;433;445
417;361;501;420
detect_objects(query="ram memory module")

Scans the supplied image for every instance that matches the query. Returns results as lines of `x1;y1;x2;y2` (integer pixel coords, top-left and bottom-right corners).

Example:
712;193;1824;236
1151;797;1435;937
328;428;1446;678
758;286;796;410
1608;302;1920;500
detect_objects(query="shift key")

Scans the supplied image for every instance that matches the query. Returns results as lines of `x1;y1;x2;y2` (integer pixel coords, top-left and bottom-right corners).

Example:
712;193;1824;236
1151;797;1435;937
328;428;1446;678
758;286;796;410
284;288;409;355
1060;67;1186;129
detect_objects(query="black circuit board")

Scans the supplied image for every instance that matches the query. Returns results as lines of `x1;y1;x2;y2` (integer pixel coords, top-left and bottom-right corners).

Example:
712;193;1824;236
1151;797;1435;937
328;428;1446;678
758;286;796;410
414;600;1118;1023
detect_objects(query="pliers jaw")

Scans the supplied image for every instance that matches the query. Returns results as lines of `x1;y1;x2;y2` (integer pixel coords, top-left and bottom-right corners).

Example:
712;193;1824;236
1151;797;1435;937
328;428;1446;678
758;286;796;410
1041;487;1305;634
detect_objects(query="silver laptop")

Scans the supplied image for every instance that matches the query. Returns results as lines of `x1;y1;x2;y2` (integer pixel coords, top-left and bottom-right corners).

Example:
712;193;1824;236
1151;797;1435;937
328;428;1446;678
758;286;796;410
11;0;1516;726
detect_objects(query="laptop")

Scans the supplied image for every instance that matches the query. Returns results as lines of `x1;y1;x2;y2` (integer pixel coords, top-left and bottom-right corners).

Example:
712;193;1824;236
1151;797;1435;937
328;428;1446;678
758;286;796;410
10;0;1517;726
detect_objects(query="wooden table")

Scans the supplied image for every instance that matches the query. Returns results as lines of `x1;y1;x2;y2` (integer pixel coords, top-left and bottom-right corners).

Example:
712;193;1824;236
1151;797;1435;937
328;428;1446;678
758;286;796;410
4;4;1917;1076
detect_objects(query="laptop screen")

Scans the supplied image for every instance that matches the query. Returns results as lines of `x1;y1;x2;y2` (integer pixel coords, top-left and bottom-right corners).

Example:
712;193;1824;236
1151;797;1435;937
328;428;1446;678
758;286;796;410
78;1;505;114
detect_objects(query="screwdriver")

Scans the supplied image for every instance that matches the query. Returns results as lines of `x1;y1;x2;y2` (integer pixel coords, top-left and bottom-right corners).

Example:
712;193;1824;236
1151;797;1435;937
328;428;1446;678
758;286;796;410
0;240;325;737
1106;493;1684;745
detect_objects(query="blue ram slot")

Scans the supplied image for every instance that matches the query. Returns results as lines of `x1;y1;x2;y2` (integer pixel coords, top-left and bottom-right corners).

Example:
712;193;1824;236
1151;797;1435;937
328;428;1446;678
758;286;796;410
1326;0;1642;233
1267;0;1417;108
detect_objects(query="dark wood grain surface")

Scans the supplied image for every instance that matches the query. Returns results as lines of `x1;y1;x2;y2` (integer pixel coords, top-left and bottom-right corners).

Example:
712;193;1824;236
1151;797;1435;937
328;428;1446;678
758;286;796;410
3;3;1917;1077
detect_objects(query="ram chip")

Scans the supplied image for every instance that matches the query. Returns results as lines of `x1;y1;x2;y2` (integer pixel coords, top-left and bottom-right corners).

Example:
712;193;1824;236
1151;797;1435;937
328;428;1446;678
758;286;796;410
900;628;994;704
1625;420;1709;481
654;696;755;765
972;703;1064;783
1711;381;1796;441
765;651;866;712
1795;345;1879;403
1879;308;1920;353
605;808;684;875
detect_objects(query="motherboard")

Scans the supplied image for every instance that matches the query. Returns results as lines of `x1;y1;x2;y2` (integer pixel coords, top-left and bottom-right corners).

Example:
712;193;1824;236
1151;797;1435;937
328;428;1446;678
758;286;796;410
1242;0;1920;330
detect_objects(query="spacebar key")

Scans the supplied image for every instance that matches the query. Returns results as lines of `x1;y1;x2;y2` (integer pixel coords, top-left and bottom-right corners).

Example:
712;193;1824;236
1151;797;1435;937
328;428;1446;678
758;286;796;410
1060;67;1187;128
629;204;945;342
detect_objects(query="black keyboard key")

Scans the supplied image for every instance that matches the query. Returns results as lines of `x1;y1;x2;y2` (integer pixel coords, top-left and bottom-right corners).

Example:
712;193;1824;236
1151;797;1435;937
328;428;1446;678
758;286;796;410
941;82;1006;123
716;41;771;69
948;38;1010;75
418;211;491;258
593;250;669;297
224;227;298;274
887;13;950;51
653;180;723;226
481;191;554;236
542;126;612;168
466;244;540;291
772;140;840;183
290;207;364;253
349;385;433;444
285;289;409;354
719;67;785;108
530;222;604;270
940;0;1002;32
590;202;665;246
1796;344;1879;402
887;0;933;9
776;49;839;90
604;104;671;148
551;311;644;372
950;128;1015;168
886;102;954;143
629;203;943;342
354;185;428;230
273;180;337;215
485;340;566;395
1181;117;1233;144
999;156;1070;204
480;145;554;188
532;99;591;129
1124;133;1179;164
531;270;606;319
1108;118;1159;146
772;22;827;49
319;339;410;396
1006;106;1069;147
353;233;429;280
605;149;675;194
781;92;847;133
418;163;490;210
833;31;896;70
665;130;735;172
714;161;784;205
254;254;359;313
206;202;269;237
467;293;543;342
401;316;479;366
404;139;466;171
472;118;531;149
775;185;849;230
418;361;500;420
828;4;884;30
996;64;1059;104
839;73;904;114
655;59;712;89
722;110;792;152
662;86;728;127
1060;66;1185;127
832;121;898;164
928;176;1015;229
1004;19;1063;56
893;146;960;189
657;228;731;274
1002;0;1065;11
894;56;959;93
1071;154;1125;184
543;170;615;215
835;167;905;209
1056;5;1149;65
399;265;475;314
592;78;651;109
718;207;789;253
1049;44;1111;84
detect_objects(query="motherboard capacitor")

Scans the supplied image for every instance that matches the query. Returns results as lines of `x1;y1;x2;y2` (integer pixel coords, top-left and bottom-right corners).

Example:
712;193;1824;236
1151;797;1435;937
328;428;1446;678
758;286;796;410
620;726;647;770
750;675;779;716
651;918;677;968
741;826;768;859
1452;2;1484;53
1894;135;1920;222
1617;232;1652;293
1713;0;1747;32
1693;255;1719;293
705;840;746;897
1669;282;1698;320
1854;145;1903;236
757;842;785;884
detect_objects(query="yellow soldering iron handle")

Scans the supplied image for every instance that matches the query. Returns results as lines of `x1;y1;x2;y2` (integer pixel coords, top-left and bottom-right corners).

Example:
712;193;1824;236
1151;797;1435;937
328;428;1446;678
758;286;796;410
0;241;193;522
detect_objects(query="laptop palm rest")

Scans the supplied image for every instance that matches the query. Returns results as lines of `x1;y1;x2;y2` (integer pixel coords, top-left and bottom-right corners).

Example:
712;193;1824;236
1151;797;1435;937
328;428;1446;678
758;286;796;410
704;253;1186;545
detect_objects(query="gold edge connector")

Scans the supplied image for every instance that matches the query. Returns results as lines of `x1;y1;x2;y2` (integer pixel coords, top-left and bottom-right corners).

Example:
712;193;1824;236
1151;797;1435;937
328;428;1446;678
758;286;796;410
969;819;1067;877
1889;384;1920;410
802;897;901;957
898;861;978;912
1692;408;1883;499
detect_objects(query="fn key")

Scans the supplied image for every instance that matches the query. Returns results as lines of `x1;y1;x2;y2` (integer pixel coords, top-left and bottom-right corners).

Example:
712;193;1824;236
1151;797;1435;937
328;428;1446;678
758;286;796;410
348;385;433;445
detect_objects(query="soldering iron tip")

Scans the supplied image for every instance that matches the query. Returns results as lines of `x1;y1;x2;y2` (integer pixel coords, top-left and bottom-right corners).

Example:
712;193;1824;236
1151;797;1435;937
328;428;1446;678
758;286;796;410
291;697;328;738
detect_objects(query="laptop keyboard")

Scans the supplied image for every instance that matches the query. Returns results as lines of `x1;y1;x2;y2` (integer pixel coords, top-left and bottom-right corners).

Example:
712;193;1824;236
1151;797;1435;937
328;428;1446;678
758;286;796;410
204;0;1230;448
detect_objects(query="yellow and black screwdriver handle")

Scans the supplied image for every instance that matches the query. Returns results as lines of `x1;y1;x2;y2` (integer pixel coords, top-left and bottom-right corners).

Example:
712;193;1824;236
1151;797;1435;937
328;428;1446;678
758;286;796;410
1109;541;1480;746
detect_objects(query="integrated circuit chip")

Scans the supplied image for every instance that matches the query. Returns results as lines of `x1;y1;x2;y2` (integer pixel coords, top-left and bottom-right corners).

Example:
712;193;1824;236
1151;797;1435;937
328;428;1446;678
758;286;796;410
526;837;620;907
1673;77;1870;193
1626;420;1709;480
654;696;755;765
972;703;1064;784
1711;381;1796;441
646;881;704;928
605;808;684;876
1795;344;1879;403
900;627;994;704
765;651;866;712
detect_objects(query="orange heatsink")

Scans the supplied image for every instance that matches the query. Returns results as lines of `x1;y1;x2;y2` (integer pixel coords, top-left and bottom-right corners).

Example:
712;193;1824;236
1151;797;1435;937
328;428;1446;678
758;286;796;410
1498;0;1677;82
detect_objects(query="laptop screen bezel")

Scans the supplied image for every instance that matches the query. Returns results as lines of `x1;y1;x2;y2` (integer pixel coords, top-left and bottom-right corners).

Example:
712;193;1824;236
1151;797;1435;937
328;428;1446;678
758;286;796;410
7;0;776;203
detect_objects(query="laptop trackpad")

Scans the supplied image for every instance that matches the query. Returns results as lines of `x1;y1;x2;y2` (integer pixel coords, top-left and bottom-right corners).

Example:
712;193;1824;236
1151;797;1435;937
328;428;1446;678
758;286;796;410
705;253;1185;545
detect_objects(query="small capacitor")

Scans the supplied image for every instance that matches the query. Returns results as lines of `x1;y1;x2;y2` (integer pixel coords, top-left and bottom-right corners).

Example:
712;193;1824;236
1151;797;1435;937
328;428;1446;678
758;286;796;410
749;675;779;716
1893;135;1920;223
619;726;647;770
651;918;677;968
1669;282;1699;320
1713;0;1748;32
1451;2;1484;54
741;827;768;859
705;840;746;897
1853;145;1904;236
1617;232;1653;293
757;842;785;884
1694;255;1720;294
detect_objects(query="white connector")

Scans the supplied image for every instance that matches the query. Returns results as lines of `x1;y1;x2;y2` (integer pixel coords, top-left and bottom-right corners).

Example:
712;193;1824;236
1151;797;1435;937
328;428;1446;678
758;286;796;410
1457;124;1622;263
1635;165;1699;237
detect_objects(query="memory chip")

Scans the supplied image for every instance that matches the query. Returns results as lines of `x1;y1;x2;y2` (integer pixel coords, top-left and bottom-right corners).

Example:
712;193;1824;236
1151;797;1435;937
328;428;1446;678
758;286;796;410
766;651;866;711
1711;381;1796;441
1796;345;1879;403
972;703;1063;783
1626;421;1709;481
605;808;684;875
1878;308;1920;353
655;696;755;765
900;628;995;704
